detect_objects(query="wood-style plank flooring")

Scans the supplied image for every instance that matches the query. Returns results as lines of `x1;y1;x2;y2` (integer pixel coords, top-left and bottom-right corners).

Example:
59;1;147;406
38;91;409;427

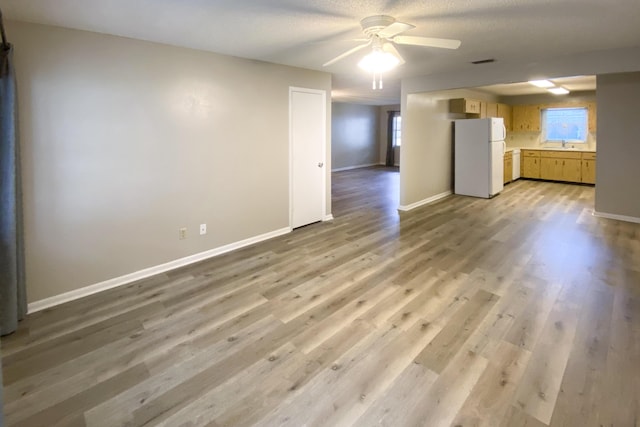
2;166;640;426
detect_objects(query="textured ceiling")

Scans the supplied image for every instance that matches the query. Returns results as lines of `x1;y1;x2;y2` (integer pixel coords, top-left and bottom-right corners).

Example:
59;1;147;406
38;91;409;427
2;0;639;104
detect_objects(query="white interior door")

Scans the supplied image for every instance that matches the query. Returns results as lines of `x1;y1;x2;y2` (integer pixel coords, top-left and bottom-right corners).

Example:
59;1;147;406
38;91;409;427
290;87;326;229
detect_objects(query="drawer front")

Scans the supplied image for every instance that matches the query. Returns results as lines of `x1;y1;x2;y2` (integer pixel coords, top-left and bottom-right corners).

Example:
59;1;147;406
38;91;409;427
522;150;540;158
541;150;583;159
504;151;513;160
582;152;596;160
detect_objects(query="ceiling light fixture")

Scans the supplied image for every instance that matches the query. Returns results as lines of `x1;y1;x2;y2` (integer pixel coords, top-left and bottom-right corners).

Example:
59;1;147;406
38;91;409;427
528;79;555;88
358;39;400;90
548;87;570;95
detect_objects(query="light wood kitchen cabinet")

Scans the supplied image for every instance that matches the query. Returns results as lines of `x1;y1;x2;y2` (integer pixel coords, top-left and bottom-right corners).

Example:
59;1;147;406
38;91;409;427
563;159;583;182
504;151;513;184
526;105;541;131
450;98;481;115
522;150;595;184
581;152;596;184
479;101;487;118
497;103;512;132
539;151;582;183
540;157;561;181
512;105;541;132
522;150;541;178
486;102;498;118
512;105;525;131
587;102;597;133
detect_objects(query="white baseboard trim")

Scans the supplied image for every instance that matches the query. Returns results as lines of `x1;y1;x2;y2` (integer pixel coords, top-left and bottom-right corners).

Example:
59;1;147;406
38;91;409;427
398;191;453;212
323;214;334;221
27;226;292;314
332;163;379;172
592;210;640;224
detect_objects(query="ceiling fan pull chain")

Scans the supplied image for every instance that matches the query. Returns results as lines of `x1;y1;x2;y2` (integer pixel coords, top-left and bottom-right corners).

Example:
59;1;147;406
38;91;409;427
371;72;383;90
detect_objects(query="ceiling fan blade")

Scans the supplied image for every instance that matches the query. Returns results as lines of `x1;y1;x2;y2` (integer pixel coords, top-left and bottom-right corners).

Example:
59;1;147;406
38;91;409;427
378;21;415;38
323;42;370;67
393;35;461;49
383;43;405;65
308;37;369;45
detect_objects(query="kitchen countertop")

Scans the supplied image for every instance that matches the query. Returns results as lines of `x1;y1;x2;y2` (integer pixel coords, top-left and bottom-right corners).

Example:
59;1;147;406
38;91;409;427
508;147;596;153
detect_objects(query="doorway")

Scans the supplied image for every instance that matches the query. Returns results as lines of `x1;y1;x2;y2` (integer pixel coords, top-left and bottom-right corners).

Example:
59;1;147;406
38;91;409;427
289;87;327;229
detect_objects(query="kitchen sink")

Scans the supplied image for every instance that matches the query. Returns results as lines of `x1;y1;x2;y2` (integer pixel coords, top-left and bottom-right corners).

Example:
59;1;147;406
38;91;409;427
543;146;581;150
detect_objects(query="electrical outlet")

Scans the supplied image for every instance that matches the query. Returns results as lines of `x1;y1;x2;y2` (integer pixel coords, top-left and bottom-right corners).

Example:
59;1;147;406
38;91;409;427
179;228;187;240
199;224;207;235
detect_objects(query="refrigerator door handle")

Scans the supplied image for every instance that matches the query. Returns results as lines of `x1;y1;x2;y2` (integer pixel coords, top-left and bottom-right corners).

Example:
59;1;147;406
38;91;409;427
502;124;507;141
503;141;506;155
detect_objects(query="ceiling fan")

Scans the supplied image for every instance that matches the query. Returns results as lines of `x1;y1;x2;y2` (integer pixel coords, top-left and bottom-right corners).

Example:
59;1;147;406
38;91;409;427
323;15;461;89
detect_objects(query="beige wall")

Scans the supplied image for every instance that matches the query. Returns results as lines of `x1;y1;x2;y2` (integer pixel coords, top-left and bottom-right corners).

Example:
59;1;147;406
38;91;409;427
331;103;379;171
9;21;331;303
595;72;640;220
400;89;498;207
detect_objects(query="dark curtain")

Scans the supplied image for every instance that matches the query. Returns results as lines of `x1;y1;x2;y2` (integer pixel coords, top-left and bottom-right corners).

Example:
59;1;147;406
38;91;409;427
385;111;399;167
0;337;3;427
0;42;26;337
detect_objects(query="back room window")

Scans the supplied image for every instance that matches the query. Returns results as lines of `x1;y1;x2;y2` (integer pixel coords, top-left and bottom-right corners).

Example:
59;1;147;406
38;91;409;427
393;114;402;146
543;107;588;143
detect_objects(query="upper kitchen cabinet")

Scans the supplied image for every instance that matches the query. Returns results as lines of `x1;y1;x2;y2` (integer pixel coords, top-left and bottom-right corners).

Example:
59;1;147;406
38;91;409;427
497;103;512;132
449;99;513;132
587;101;597;132
486;102;498;117
512;105;541;132
479;101;488;118
449;98;481;115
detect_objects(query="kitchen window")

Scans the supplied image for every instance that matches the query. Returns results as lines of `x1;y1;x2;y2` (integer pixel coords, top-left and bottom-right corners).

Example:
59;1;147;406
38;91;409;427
392;114;402;146
543;107;588;143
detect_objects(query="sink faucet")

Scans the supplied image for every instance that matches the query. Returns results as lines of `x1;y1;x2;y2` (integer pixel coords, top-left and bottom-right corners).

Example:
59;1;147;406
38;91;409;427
561;140;567;148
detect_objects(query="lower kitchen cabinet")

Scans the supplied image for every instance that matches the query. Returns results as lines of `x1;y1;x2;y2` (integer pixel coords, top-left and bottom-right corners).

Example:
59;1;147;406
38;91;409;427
582;152;596;184
504;151;513;184
520;149;595;184
540;157;561;181
561;159;582;182
522;150;540;178
539;151;582;183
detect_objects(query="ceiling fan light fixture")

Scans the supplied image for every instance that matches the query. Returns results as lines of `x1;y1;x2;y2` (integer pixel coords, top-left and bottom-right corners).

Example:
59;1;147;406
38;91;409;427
322;15;460;90
357;48;400;73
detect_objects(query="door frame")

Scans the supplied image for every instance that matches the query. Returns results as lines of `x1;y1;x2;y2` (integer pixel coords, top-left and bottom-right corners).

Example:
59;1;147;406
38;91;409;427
289;86;328;230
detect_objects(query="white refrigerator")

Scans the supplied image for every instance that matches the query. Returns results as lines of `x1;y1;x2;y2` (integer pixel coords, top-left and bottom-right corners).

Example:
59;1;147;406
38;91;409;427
454;118;506;198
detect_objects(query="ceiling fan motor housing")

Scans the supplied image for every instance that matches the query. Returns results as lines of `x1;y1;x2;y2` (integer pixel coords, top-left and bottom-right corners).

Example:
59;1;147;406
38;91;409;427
360;15;396;37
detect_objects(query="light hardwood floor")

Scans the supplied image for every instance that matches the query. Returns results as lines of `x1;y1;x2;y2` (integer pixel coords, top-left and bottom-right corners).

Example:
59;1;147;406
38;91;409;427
2;166;639;426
